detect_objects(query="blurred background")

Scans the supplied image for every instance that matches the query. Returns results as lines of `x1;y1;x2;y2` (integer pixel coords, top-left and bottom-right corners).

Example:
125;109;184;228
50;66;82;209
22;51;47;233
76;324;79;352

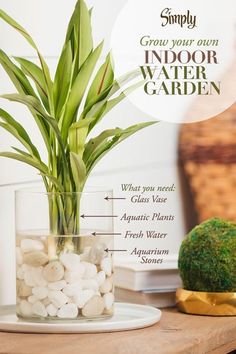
0;0;235;306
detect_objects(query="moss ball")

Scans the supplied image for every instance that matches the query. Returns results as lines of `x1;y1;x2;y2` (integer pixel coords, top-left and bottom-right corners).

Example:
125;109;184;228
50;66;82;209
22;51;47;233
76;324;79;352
178;218;236;292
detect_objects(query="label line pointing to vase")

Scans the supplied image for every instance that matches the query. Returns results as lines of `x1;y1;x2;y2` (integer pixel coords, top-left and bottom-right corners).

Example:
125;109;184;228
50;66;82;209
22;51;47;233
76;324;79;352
105;248;127;253
92;232;122;236
81;214;118;218
104;196;126;201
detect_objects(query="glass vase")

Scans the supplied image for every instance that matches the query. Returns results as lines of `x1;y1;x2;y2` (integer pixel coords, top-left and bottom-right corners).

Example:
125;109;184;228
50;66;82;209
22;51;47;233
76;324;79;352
15;188;114;321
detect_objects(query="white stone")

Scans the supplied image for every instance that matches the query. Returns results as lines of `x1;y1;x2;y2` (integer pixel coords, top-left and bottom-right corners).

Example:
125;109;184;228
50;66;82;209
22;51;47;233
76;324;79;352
32;286;48;300
63;284;82;297
82;262;97;279
80;247;91;262
19;300;33;317
82;296;105;317
21;239;44;253
46;304;58;317
60;253;80;271
94;271;106;286
32;301;47;317
16;247;23;265
89;243;106;264
34;267;48;287
73;289;94;309
28;295;39;304
100;258;112;276
17;280;32;297
57;303;78;319
24;268;36;287
23;251;49;267
82;279;99;292
99;277;113;294
64;264;85;283
24;266;47;287
22;264;31;272
17;267;25;280
48;280;67;291
42;297;51;307
48;290;68;308
103;293;115;310
43;261;64;282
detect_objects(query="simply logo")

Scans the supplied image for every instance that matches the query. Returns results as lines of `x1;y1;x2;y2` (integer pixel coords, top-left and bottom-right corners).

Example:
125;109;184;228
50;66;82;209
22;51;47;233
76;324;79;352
160;8;197;29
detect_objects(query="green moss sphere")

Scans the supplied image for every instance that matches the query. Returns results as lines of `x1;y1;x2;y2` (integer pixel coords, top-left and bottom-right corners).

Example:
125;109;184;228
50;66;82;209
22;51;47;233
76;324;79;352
178;218;236;292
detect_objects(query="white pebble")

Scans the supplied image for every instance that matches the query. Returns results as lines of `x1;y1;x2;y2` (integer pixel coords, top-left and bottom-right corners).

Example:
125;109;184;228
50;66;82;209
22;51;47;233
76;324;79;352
73;289;94;308
23;251;49;267
82;296;105;317
21;239;44;253
82;279;99;292
42;297;51;307
63;284;82;297
22;264;31;272
64;264;85;283
80;247;91;262
82;262;97;279
24;268;36;287
101;258;112;276
48;280;67;291
46;304;58;317
89;243;107;264
28;295;39;304
16;247;23;265
32;301;47;317
99;277;113;294
24;267;47;287
34;267;48;287
103;293;115;310
48;290;68;308
32;287;48;300
57;303;78;319
17;267;25;280
17;280;32;297
94;271;106;286
60;253;80;271
19;300;33;317
43;261;64;282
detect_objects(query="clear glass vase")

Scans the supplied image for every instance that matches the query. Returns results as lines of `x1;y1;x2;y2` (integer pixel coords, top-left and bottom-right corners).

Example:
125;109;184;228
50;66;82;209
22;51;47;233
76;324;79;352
15;188;114;321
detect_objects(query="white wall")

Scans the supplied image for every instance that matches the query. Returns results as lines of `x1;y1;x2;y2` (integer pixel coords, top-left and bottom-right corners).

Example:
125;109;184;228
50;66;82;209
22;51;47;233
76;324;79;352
0;0;185;305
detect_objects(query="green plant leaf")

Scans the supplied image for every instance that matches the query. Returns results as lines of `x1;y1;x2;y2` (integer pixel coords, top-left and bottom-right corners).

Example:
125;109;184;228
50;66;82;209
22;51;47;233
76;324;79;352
84;122;157;173
85;53;114;107
0;151;48;174
1;94;67;168
0;9;53;112
81;69;140;121
104;81;144;117
69;117;94;156
87;81;143;132
14;57;49;111
0;50;36;96
61;41;103;142
65;0;93;71
0;108;40;158
0;9;37;49
53;41;73;118
70;152;86;191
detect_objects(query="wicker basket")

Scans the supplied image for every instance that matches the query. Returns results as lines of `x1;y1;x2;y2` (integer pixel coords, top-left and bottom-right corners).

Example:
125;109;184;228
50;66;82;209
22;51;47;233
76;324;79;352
179;103;236;224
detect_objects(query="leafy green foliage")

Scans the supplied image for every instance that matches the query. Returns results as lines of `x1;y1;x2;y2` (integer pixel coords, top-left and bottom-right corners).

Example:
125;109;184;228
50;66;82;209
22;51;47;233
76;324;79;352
0;0;157;234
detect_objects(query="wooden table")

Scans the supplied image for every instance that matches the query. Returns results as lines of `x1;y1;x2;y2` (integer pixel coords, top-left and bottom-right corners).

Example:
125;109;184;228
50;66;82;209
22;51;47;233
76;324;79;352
0;308;235;354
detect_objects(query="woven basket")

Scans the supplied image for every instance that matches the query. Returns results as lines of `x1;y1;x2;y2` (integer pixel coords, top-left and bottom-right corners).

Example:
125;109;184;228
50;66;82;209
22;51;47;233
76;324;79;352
179;103;236;224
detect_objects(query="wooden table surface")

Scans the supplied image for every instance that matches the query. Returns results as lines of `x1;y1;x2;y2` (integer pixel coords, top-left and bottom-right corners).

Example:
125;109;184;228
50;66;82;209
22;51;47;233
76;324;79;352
0;308;236;354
